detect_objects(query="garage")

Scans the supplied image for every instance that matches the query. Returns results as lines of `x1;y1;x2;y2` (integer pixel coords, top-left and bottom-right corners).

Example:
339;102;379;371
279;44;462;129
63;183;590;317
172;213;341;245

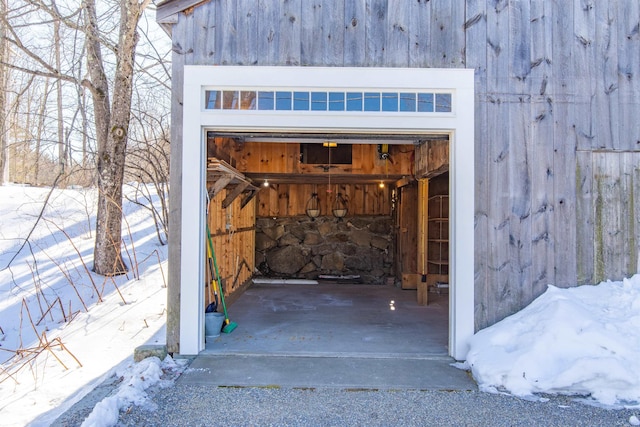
177;66;474;360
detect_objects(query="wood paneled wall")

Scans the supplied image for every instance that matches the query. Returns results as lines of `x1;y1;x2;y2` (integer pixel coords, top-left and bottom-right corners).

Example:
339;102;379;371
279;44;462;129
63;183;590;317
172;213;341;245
206;187;255;302
164;0;640;335
256;183;390;217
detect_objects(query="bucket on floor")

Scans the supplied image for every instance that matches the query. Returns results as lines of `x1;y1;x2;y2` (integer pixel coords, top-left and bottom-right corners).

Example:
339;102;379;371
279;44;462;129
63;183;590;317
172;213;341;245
205;312;225;338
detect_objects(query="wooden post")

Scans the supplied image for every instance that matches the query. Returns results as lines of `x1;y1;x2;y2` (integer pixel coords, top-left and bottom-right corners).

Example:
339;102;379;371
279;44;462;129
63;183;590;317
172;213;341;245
417;178;429;305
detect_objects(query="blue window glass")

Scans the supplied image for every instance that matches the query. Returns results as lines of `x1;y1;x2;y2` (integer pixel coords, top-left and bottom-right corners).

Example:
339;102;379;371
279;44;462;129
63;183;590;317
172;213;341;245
258;92;274;110
205;90;220;109
418;93;434;112
346;92;363;111
381;93;398;111
364;92;380;111
435;93;452;112
311;92;327;110
276;91;292;110
293;92;310;110
399;93;416;112
329;92;345;111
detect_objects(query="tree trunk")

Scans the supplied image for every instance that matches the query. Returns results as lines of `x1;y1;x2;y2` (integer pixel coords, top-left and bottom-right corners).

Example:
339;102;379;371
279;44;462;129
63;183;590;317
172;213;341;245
86;0;149;275
0;0;7;185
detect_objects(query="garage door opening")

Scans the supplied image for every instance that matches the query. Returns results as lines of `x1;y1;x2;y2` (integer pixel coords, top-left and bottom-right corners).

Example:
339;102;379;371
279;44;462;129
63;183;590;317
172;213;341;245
179;66;474;359
202;133;451;357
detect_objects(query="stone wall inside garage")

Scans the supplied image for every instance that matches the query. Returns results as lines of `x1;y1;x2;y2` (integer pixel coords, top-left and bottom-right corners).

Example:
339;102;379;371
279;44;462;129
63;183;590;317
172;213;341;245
255;216;395;284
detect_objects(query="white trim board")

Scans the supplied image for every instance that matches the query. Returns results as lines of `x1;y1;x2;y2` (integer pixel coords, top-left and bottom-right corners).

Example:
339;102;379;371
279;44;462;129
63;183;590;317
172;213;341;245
180;66;475;360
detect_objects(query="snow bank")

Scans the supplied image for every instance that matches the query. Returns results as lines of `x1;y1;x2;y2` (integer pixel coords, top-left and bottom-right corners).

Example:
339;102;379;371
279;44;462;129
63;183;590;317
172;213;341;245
464;275;640;407
81;356;188;427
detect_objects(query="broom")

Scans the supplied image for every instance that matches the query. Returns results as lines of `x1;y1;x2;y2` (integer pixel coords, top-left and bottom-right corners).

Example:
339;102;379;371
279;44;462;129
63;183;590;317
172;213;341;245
206;224;238;333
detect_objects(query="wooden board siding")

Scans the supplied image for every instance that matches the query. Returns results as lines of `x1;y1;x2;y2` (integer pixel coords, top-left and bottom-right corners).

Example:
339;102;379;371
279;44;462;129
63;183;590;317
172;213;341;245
161;0;640;338
206;187;256;300
256;183;390;217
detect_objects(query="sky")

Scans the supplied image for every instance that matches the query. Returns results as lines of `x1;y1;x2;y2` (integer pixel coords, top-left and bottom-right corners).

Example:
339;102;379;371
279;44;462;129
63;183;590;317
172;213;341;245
0;183;639;426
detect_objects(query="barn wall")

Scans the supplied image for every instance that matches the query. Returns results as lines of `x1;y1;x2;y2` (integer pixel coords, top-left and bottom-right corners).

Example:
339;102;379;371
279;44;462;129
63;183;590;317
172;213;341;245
163;0;640;335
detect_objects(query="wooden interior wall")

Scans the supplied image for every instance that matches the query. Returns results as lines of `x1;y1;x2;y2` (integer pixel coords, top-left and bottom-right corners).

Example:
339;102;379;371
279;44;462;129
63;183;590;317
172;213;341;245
165;0;640;339
225;141;414;177
256;183;390;217
205;187;256;306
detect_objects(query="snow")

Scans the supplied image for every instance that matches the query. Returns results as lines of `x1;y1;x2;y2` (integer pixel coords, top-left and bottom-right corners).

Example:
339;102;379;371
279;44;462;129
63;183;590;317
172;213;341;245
0;184;170;427
461;275;640;408
1;183;640;426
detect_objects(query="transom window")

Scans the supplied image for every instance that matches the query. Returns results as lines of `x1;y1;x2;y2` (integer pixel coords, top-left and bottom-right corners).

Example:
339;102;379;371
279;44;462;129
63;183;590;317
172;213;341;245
204;89;452;113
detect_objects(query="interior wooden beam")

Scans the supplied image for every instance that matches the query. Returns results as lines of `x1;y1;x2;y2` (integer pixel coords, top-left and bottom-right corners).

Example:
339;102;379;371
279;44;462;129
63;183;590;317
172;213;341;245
222;181;250;208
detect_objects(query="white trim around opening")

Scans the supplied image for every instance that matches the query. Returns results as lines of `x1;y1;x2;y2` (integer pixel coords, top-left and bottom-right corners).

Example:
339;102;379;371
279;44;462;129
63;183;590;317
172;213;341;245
180;66;475;361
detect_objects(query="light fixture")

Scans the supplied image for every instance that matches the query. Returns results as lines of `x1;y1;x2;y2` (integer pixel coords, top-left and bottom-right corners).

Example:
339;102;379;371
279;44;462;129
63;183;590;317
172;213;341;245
263;179;269;187
379;181;385;189
332;192;348;221
306;192;320;220
323;141;337;147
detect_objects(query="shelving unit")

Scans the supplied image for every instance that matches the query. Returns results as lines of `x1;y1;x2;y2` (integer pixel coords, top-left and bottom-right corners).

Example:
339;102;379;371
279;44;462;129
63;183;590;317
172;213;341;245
427;195;449;289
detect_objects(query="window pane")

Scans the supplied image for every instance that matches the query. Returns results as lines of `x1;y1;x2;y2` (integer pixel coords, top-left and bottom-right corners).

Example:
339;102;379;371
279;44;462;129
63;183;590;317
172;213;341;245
329;92;345;111
276;91;292;110
240;91;256;110
435;93;452;112
311;92;327;110
364;92;380;111
222;91;239;109
205;90;221;109
258;92;274;110
399;93;416;112
293;92;310;110
417;93;434;112
346;92;363;111
381;93;398;111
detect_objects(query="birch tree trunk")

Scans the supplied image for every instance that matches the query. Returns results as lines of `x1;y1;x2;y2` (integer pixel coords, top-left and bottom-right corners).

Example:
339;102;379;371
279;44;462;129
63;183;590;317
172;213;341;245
85;0;150;275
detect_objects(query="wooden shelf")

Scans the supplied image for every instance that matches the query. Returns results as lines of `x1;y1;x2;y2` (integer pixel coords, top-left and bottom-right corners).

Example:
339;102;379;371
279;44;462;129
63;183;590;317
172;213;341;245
207;158;260;209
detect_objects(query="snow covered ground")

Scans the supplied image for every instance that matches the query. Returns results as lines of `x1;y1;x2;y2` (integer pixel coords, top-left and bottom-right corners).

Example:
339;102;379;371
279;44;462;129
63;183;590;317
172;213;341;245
1;184;639;426
0;184;170;426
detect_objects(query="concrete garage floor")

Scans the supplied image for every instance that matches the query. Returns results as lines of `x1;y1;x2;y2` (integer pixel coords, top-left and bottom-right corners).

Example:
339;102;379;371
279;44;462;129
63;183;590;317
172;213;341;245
179;282;476;390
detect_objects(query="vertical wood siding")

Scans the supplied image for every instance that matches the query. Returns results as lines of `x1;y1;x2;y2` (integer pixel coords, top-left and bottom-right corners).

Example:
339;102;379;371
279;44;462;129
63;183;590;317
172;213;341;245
166;0;640;332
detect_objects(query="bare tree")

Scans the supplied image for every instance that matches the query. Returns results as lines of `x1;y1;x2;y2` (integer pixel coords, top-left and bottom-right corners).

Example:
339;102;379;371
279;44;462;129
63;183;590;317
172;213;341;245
1;0;153;276
0;0;7;184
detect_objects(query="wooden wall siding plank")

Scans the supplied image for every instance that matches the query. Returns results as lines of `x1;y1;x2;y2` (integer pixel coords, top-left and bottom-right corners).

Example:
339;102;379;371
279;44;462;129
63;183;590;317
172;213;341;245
215;0;237;65
279;0;302;65
236;0;259;65
576;151;594;285
301;1;324;65
594;0;620;150
366;0;387;66
594;152;625;281
278;184;290;216
485;98;512;326
408;0;431;67
508;0;531;93
510;99;535;304
572;0;596;151
617;1;640;152
508;98;533;307
464;0;488;330
257;0;280;65
344;0;366;66
528;0;555;297
632;157;640;275
622;153;639;275
384;0;409;66
483;1;512;326
429;0;465;67
323;0;345;65
551;0;577;288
